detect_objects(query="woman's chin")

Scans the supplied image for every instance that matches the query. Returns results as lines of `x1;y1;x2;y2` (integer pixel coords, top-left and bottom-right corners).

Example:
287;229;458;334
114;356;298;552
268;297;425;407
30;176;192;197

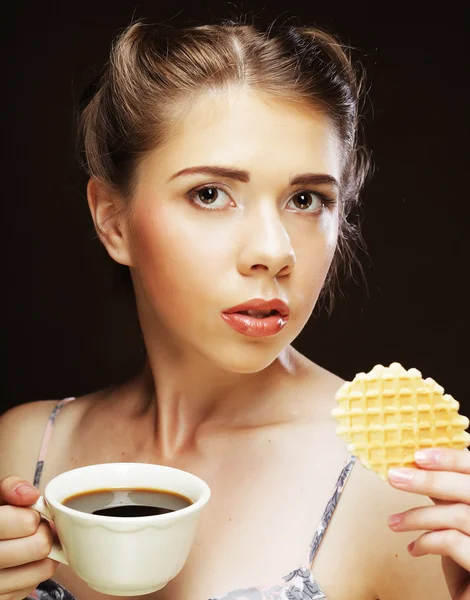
209;341;291;375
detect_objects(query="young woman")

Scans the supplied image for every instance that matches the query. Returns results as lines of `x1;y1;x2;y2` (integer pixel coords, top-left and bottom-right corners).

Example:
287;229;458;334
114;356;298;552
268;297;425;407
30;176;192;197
1;18;468;600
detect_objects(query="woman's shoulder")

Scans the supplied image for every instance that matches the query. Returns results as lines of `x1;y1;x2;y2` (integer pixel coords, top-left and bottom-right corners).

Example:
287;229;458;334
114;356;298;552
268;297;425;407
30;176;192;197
0;391;104;483
0;400;60;482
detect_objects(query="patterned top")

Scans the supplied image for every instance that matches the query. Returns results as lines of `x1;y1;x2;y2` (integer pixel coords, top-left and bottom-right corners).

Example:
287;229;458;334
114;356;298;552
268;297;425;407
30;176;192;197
28;398;356;600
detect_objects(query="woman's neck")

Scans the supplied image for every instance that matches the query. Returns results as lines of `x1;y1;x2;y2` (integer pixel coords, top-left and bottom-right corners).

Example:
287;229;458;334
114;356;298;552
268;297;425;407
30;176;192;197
130;344;303;459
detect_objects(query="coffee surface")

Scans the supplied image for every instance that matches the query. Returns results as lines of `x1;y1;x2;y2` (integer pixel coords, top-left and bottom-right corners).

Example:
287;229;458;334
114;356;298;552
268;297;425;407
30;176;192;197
63;488;192;517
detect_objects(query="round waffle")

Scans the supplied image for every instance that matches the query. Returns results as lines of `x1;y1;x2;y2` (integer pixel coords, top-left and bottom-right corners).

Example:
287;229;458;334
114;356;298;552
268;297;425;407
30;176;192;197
332;363;470;480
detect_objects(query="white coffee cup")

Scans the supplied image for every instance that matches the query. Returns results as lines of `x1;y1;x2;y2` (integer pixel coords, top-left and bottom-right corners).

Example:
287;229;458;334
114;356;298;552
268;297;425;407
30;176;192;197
30;462;211;596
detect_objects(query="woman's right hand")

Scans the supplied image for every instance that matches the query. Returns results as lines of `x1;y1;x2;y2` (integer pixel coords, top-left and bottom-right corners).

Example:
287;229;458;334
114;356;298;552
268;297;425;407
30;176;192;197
0;476;57;600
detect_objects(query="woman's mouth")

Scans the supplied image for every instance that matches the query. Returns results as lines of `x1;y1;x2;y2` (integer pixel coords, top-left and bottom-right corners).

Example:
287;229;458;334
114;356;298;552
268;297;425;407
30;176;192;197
221;299;290;337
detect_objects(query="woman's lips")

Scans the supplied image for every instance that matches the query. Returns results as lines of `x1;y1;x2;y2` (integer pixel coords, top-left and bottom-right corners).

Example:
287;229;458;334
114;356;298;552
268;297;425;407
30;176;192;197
221;312;288;337
221;298;290;337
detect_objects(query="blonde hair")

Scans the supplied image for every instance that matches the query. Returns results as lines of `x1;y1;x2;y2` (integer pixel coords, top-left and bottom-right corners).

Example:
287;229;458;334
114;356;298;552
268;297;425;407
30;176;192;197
76;17;370;309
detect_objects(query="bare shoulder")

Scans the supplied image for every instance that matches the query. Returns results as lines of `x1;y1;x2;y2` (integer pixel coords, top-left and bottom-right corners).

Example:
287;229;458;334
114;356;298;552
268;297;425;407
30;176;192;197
0;391;101;483
0;387;120;486
0;400;59;482
343;459;451;599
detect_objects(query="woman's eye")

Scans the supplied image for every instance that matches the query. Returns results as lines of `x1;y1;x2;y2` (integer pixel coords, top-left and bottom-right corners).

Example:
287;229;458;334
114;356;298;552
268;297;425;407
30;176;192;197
188;186;231;210
288;191;323;212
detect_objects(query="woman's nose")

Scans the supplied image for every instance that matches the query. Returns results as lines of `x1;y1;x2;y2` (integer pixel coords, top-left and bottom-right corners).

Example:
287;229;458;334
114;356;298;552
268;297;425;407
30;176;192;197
236;207;296;278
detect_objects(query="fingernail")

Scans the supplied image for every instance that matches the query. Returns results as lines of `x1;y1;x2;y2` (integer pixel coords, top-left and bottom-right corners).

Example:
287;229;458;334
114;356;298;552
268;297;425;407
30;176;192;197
415;449;440;465
14;483;35;496
388;513;404;527
388;468;415;485
407;541;415;553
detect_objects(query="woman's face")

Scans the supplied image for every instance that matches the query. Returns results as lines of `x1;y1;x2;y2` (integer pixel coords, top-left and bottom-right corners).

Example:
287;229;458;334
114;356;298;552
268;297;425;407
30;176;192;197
125;88;342;372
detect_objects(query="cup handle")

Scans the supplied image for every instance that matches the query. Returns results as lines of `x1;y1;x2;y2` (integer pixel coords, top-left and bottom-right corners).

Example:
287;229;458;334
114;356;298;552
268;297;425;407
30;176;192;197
30;497;68;565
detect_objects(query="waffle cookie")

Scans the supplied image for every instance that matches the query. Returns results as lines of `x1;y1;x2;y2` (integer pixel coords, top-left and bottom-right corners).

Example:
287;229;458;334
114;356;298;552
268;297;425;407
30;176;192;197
332;362;470;480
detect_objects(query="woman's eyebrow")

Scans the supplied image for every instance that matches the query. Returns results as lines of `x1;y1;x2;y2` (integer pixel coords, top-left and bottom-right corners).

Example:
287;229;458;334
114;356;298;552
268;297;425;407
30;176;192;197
168;165;338;188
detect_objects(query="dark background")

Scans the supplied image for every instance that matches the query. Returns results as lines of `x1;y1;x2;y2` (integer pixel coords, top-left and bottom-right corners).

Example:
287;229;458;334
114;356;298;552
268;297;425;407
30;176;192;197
5;2;469;417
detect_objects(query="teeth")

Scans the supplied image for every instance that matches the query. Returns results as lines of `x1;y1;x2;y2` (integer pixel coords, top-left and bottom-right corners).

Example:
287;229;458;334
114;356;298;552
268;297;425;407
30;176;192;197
241;310;274;318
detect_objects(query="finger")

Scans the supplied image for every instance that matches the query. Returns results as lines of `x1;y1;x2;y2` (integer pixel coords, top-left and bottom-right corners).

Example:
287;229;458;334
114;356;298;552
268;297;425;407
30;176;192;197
388;467;470;503
0;478;39;507
0;522;53;569
414;448;470;474
0;558;58;595
0;505;41;540
388;503;470;536
0;587;37;600
408;529;470;571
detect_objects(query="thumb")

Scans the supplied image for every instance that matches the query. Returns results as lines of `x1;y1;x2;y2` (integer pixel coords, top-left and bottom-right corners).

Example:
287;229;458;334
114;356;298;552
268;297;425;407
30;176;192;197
0;475;40;506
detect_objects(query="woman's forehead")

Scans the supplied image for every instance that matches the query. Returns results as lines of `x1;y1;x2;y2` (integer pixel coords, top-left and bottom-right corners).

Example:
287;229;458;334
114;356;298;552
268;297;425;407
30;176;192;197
145;88;342;183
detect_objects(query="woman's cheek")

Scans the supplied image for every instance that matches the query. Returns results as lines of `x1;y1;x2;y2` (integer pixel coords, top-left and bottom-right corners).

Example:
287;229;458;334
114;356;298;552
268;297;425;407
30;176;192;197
128;207;224;304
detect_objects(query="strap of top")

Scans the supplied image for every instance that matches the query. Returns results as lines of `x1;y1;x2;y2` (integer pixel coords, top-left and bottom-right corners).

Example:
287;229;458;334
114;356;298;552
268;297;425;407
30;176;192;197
33;397;76;488
308;454;357;566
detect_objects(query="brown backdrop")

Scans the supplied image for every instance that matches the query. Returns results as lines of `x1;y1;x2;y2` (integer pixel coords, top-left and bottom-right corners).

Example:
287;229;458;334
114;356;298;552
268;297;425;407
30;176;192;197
5;2;469;419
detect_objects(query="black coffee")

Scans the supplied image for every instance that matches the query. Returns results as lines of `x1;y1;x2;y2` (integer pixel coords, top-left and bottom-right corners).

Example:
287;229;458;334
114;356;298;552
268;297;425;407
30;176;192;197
63;488;192;517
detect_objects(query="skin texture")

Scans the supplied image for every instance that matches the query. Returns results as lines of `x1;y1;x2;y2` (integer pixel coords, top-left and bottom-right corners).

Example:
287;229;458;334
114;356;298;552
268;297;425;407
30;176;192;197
0;87;468;600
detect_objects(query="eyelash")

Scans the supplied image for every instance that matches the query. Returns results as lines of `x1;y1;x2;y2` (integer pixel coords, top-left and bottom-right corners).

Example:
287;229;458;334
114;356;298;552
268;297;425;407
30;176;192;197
187;185;337;213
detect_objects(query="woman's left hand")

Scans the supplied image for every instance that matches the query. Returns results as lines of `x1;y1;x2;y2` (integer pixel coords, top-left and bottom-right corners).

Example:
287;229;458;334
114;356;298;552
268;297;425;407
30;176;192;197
387;448;470;600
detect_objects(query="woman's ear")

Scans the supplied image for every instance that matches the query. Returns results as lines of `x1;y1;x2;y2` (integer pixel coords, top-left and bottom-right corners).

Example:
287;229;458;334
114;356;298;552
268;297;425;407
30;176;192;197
87;178;133;267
